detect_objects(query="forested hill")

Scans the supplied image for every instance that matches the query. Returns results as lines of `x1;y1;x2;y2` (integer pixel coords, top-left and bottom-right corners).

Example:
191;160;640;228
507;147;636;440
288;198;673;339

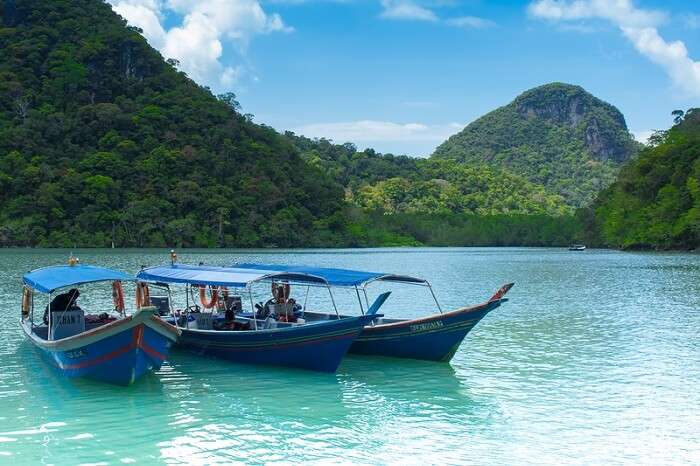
0;0;346;247
581;109;700;250
433;83;641;207
0;0;606;248
286;132;570;216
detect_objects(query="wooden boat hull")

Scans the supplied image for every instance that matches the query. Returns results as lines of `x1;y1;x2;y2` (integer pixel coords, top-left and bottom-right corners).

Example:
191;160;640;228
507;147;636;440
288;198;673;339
21;310;180;385
176;314;378;372
349;299;504;362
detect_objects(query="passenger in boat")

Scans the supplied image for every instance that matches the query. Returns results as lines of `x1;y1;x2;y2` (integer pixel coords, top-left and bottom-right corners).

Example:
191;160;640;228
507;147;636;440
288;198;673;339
263;283;299;322
43;288;81;324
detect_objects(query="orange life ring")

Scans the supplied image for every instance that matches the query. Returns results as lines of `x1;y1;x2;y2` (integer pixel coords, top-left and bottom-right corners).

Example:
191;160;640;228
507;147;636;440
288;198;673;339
112;281;125;313
21;286;32;317
199;285;219;309
136;282;151;309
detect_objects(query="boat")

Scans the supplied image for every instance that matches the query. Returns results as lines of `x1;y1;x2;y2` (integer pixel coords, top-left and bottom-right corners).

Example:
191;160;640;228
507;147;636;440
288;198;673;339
569;244;586;251
21;261;180;385
233;263;513;362
135;263;383;372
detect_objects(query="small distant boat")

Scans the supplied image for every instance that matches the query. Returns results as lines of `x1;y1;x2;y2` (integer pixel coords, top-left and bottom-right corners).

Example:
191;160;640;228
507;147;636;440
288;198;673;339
569;244;586;251
234;263;514;363
136;263;382;372
21;262;180;385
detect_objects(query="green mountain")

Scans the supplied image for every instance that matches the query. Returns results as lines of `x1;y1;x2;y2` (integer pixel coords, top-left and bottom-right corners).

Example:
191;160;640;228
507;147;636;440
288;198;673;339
433;83;641;207
0;0;346;247
582;109;700;250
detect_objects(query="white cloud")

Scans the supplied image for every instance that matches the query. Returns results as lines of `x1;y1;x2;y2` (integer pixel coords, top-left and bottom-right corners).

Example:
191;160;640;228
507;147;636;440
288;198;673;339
446;16;495;29
379;1;496;29
529;0;700;98
111;1;167;48
620;26;700;98
380;0;438;21
294;120;463;142
292;120;465;155
109;0;291;90
528;0;666;27
632;129;653;144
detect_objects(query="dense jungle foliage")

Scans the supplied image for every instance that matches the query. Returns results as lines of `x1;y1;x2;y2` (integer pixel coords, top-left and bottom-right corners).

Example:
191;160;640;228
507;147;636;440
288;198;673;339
433;83;641;207
581;109;700;250
287;133;570;216
0;0;348;247
0;0;594;248
346;210;580;247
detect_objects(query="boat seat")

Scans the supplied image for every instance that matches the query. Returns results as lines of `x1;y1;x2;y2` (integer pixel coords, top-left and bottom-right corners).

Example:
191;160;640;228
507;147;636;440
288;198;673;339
49;309;85;340
262;318;297;329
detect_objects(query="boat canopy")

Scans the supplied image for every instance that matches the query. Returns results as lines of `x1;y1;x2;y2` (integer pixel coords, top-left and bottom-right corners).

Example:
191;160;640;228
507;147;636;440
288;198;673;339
234;263;428;287
136;264;328;288
23;265;133;294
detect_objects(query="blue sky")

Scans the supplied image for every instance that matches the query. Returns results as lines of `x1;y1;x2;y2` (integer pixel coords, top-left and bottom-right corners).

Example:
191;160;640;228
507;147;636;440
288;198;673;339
110;0;700;156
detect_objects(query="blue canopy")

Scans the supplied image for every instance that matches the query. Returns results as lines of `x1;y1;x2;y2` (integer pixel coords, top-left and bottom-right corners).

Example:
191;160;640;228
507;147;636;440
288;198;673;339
234;263;427;287
136;264;328;288
23;265;133;294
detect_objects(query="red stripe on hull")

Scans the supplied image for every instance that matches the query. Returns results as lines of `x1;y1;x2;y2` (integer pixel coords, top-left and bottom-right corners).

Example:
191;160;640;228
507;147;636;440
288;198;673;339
56;324;165;370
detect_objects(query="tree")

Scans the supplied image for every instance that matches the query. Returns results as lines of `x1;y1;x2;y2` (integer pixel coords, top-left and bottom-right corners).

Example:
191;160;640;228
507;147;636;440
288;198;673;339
672;109;685;125
217;92;241;112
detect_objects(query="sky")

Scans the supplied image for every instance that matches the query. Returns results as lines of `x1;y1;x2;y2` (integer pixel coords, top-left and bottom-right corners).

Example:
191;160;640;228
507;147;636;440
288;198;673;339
108;0;700;156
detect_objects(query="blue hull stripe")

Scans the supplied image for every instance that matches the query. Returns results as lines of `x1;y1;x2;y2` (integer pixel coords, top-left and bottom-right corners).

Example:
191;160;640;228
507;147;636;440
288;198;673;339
176;315;375;372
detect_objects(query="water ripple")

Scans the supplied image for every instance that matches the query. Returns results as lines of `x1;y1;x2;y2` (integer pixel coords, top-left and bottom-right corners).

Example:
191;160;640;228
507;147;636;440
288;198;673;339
0;248;698;464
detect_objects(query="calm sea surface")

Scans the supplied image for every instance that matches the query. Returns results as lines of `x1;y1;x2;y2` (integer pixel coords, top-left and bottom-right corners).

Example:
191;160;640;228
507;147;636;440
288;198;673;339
0;248;698;465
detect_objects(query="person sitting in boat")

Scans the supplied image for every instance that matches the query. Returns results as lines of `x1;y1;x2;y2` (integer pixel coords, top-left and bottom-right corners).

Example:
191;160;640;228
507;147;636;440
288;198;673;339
43;288;81;324
256;283;299;322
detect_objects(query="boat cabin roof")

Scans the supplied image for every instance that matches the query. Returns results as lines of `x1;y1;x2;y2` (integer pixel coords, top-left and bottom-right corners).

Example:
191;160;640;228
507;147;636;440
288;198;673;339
23;265;133;294
136;264;329;288
234;263;428;287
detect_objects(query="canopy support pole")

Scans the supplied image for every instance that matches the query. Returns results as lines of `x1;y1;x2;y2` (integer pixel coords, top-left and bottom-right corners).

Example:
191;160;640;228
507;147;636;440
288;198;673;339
327;285;339;318
183;284;189;329
248;287;258;330
428;283;443;314
47;292;52;339
362;286;370;310
354;286;365;315
30;289;34;329
302;286;310;316
167;286;174;315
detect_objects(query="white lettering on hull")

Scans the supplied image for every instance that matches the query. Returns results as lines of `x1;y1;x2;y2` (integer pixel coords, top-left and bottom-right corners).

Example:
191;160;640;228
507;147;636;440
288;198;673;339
410;321;443;333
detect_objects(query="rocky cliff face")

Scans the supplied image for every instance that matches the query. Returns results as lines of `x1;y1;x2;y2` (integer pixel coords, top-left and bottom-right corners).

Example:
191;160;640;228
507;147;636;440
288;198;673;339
432;82;640;207
512;83;631;162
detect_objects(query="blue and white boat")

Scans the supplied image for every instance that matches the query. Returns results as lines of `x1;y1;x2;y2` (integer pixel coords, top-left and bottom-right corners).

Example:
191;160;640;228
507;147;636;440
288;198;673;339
21;263;180;385
135;264;382;372
234;263;513;362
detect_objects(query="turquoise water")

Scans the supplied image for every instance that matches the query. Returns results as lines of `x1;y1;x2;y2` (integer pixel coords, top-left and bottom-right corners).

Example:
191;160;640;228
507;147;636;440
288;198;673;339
0;248;698;464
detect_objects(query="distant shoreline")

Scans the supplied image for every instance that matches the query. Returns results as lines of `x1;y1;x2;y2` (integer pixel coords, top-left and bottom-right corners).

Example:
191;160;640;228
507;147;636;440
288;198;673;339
0;246;696;253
